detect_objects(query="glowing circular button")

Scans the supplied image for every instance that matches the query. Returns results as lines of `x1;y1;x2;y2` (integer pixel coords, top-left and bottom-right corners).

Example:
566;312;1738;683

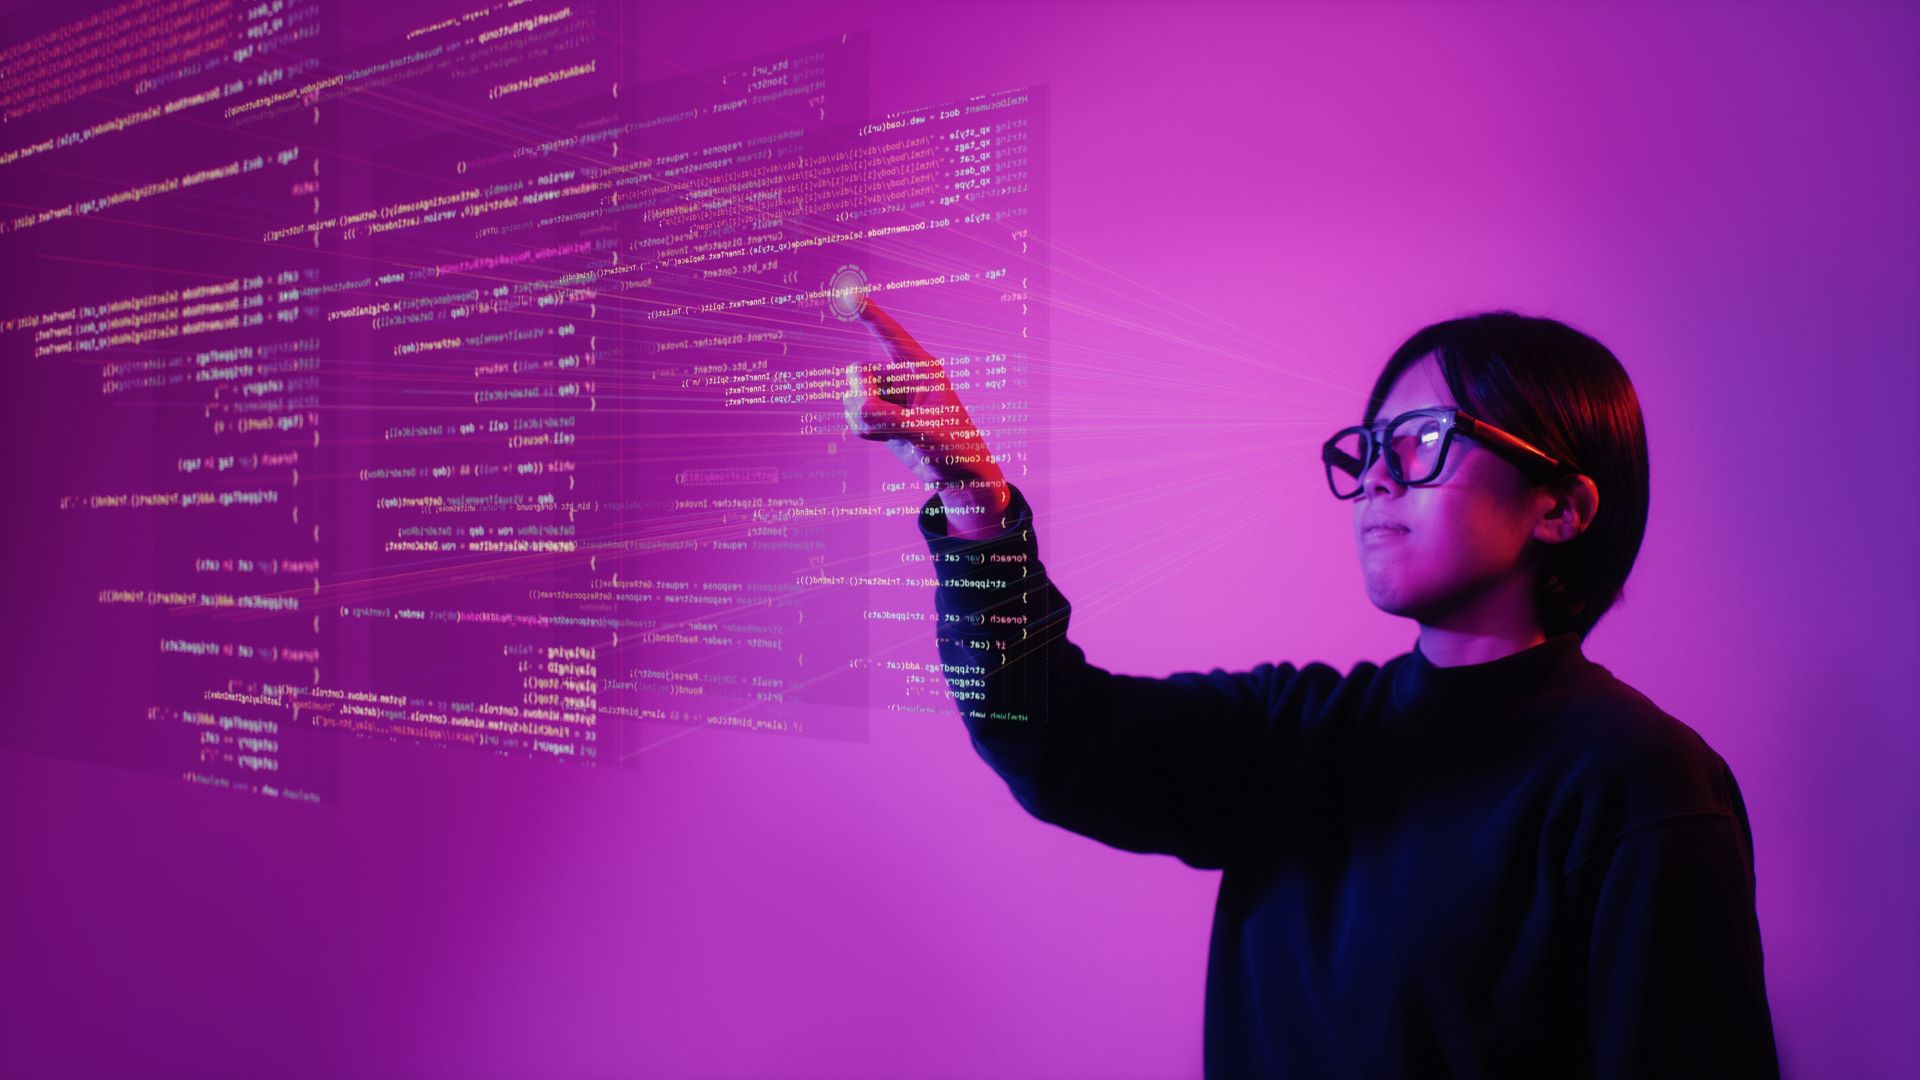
826;264;868;320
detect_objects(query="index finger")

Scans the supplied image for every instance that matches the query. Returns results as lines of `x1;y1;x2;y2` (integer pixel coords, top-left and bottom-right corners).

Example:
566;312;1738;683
857;297;931;367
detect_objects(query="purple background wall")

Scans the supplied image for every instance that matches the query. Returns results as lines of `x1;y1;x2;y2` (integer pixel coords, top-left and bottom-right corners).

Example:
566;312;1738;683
4;1;1916;1076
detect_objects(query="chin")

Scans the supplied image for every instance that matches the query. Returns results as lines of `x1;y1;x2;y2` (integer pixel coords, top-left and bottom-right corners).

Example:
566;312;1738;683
1362;585;1414;618
1362;579;1435;622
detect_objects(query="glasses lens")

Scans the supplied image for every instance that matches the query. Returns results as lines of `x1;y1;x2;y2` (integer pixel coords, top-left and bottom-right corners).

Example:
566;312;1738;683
1388;412;1449;484
1325;429;1369;497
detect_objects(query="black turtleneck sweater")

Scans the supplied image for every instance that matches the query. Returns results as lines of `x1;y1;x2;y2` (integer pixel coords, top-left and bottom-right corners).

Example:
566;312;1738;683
916;485;1779;1079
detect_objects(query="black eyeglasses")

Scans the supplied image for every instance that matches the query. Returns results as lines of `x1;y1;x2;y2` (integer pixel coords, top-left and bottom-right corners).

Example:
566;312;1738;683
1322;407;1579;499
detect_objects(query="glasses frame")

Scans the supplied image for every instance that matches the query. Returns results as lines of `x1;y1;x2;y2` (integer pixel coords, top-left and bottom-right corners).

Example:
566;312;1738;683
1321;406;1579;499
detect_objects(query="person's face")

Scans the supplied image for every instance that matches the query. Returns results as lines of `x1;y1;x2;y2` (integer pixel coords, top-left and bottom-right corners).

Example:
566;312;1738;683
1351;354;1547;628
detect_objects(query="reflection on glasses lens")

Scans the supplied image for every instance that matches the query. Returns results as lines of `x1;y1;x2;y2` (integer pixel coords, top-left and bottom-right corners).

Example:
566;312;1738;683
1390;413;1448;485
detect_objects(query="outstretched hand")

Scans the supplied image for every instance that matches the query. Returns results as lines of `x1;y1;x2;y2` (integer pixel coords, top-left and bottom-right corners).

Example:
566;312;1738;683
843;297;1012;537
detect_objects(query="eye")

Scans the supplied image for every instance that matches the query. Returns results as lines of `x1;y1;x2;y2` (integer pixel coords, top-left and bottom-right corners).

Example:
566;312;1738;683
1392;417;1448;481
1392;418;1441;444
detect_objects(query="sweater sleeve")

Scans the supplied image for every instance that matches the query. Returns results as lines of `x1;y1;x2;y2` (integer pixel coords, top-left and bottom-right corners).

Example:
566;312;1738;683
916;484;1297;870
1572;766;1781;1079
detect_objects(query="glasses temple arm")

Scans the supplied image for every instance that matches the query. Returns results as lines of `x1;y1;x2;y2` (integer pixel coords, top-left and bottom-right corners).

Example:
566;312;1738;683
1454;413;1571;473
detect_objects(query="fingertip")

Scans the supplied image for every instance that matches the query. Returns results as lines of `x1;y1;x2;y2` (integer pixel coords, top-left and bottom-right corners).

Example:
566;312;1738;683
858;297;900;341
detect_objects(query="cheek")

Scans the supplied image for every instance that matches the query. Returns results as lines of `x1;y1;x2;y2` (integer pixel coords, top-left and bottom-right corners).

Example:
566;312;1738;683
1403;492;1526;575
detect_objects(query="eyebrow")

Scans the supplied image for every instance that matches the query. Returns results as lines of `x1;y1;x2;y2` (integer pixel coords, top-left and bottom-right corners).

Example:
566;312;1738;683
1366;406;1448;428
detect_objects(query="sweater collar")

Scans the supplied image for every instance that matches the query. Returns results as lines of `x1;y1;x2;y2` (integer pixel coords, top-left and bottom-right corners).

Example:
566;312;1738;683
1389;630;1594;717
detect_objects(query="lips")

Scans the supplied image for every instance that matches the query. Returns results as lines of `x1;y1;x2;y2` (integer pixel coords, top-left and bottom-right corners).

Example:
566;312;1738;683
1361;521;1409;545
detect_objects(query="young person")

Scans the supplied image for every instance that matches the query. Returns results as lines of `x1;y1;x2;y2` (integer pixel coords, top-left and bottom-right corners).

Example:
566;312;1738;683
844;299;1779;1079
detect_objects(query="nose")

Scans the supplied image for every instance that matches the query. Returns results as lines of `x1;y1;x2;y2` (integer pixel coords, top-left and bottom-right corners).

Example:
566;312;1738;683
1360;432;1402;499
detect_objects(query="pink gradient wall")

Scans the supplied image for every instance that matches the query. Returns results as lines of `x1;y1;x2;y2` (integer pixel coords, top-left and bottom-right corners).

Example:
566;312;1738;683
4;2;1915;1077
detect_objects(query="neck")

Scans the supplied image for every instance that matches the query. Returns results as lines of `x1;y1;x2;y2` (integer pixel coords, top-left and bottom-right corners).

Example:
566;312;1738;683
1410;558;1554;667
1415;623;1550;667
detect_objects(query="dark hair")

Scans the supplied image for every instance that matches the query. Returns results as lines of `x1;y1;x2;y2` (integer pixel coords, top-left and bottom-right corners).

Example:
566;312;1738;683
1363;312;1650;643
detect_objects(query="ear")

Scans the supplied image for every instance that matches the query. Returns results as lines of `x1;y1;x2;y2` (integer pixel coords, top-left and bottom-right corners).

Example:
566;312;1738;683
1533;473;1599;546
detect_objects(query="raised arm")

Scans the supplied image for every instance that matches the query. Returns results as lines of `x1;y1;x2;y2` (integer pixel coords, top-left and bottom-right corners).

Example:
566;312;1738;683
916;483;1306;868
846;298;1316;869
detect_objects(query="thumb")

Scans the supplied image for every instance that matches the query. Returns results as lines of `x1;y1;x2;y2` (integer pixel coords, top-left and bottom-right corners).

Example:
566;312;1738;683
844;360;880;402
844;362;918;442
